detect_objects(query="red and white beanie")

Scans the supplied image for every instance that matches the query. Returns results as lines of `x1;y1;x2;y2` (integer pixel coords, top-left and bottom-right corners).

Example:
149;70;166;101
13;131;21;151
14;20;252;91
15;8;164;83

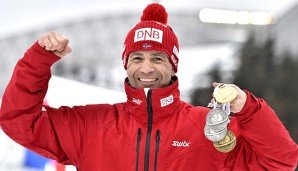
122;3;180;72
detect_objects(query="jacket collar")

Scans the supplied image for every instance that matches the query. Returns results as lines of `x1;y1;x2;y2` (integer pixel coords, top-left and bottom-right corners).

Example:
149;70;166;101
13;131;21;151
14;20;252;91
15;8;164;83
124;76;181;124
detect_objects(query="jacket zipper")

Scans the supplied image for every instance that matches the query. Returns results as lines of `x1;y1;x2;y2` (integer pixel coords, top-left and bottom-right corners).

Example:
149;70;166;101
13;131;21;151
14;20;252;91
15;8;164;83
144;89;153;171
154;130;160;171
136;128;141;171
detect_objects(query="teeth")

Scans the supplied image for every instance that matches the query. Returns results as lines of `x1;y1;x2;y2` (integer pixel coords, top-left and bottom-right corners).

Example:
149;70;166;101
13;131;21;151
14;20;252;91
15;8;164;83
139;78;157;82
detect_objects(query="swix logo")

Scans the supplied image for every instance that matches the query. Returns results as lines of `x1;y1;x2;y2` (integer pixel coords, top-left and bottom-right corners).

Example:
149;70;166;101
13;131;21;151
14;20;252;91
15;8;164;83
132;98;142;105
134;28;163;43
172;141;191;147
160;94;173;107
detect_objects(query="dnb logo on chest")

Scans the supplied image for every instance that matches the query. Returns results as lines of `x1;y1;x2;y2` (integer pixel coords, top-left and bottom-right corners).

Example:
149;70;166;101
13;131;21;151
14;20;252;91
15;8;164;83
134;28;163;43
160;95;174;107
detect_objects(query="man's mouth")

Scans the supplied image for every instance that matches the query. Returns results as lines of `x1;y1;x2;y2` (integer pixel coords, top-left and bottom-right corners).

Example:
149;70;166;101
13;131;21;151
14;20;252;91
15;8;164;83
138;78;158;82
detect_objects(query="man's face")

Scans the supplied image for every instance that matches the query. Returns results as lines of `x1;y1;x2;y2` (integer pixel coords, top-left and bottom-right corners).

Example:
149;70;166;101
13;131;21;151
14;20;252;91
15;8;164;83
126;50;175;89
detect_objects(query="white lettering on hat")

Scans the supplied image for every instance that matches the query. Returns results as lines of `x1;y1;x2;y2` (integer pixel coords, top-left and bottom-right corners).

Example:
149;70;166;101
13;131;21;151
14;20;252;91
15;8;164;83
123;54;127;66
160;94;174;107
122;44;127;66
171;46;179;67
134;28;163;43
173;45;179;57
171;55;178;66
122;44;126;53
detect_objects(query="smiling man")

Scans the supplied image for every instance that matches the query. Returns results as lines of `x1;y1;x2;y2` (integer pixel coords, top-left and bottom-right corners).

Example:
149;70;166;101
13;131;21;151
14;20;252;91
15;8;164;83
0;3;297;171
126;51;174;89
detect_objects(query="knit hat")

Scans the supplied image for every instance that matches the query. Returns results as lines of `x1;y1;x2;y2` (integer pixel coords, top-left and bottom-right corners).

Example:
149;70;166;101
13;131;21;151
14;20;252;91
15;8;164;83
122;3;180;72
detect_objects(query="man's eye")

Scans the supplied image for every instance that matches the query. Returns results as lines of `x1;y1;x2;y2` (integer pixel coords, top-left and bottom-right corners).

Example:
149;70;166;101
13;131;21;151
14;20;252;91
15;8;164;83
132;57;142;61
153;57;164;61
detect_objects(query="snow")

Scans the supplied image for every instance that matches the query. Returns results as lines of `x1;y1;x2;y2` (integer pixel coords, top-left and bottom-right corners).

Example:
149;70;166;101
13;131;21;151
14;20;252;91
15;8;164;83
45;75;126;107
177;43;238;101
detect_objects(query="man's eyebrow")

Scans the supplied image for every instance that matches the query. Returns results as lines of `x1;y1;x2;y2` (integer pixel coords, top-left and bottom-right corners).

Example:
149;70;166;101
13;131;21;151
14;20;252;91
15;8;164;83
151;52;169;59
130;52;144;56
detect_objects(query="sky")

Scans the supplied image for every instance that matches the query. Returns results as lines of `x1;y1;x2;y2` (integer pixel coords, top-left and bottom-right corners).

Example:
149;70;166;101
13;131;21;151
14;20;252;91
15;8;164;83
1;0;298;38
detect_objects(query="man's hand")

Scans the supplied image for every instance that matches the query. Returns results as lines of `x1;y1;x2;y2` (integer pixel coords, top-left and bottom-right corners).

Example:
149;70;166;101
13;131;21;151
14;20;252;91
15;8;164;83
213;82;247;113
38;32;72;58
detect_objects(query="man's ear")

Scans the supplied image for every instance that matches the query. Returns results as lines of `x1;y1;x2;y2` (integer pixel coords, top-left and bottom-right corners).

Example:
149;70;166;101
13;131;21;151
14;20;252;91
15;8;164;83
171;70;175;76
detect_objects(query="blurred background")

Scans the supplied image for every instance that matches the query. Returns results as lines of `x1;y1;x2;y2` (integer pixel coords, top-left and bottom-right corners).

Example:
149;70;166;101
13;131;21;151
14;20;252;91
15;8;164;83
0;0;298;170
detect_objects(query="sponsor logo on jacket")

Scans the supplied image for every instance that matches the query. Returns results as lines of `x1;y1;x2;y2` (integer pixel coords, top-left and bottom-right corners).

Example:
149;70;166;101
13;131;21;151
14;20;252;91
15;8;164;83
132;98;142;105
172;140;191;147
160;94;174;107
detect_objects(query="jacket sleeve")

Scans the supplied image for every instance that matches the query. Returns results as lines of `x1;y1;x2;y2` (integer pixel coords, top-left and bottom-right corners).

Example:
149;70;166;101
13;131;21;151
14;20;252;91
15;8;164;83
232;91;298;170
0;42;72;164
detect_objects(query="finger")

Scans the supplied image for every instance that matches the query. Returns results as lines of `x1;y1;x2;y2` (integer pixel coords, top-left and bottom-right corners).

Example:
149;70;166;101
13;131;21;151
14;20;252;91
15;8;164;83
53;45;72;58
47;33;60;51
38;35;48;48
64;45;72;54
47;32;69;52
52;32;69;52
207;98;215;108
38;34;53;51
207;102;214;108
213;82;221;88
60;45;72;56
43;38;54;51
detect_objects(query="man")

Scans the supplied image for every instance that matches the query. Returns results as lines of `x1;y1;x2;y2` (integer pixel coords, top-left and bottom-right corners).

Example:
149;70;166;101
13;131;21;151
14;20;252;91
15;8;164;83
0;3;297;171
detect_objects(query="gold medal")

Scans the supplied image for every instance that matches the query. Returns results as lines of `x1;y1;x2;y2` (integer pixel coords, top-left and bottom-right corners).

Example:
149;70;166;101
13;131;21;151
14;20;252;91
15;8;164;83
213;130;236;153
214;85;237;104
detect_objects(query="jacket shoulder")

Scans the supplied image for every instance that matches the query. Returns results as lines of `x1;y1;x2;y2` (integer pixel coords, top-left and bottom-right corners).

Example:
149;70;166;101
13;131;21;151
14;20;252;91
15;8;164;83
179;102;210;128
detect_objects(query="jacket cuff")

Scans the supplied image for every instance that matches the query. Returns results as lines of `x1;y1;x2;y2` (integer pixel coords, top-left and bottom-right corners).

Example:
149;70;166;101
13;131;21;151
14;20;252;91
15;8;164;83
31;41;61;64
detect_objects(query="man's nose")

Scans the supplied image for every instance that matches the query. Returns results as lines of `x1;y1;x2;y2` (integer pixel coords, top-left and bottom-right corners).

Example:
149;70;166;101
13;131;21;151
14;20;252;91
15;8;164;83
140;59;154;73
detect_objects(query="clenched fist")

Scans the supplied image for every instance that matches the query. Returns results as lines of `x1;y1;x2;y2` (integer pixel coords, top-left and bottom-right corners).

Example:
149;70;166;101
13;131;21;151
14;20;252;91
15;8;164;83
38;32;72;58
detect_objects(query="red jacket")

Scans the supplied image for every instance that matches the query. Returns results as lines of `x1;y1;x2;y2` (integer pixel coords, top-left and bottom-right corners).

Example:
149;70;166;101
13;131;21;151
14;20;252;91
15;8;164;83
0;42;297;171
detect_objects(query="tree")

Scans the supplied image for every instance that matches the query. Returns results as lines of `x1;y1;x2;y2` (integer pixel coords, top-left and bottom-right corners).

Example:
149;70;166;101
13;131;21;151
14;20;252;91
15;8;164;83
233;33;275;99
271;54;298;142
190;62;223;107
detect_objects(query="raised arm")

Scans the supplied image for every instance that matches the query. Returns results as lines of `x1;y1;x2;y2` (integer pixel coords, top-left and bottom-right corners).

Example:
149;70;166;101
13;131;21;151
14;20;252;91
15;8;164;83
0;32;73;163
